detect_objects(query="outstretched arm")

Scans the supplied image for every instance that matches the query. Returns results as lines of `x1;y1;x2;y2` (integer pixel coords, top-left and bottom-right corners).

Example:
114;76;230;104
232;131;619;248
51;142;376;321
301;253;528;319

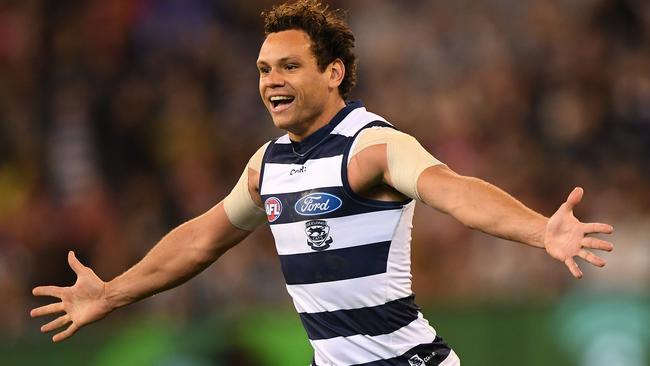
31;143;269;342
416;165;614;278
30;202;252;342
349;127;614;279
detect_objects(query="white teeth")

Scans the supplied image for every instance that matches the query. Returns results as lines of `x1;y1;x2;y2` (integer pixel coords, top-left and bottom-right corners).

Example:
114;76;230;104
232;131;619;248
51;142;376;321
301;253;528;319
270;96;294;102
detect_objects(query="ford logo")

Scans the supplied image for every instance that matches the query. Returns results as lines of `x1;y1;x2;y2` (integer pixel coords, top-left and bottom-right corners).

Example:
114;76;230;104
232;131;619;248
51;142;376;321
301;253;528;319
295;193;342;216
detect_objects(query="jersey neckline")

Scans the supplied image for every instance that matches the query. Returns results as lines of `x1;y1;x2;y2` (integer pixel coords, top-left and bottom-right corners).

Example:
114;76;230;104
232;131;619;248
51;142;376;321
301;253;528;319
290;100;363;156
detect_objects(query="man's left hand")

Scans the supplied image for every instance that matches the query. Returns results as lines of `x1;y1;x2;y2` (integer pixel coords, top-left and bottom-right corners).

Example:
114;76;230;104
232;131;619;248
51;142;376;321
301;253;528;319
544;187;614;278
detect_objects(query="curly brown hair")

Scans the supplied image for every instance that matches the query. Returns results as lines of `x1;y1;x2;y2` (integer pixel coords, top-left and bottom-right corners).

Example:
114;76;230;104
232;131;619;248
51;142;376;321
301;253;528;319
262;0;357;100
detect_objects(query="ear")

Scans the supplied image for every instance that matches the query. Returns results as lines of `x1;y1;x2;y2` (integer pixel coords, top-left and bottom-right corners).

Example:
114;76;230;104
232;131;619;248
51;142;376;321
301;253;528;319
327;59;345;89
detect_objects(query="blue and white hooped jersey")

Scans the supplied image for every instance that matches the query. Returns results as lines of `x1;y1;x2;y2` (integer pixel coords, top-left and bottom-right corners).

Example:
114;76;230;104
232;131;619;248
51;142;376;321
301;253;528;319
259;101;458;366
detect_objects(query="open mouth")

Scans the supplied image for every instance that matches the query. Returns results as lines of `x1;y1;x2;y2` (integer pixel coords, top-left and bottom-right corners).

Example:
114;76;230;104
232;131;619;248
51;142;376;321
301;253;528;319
269;95;295;110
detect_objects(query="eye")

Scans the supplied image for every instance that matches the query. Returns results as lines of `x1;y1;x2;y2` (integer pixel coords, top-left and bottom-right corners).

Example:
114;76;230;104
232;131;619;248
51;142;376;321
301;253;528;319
258;66;270;75
285;63;298;71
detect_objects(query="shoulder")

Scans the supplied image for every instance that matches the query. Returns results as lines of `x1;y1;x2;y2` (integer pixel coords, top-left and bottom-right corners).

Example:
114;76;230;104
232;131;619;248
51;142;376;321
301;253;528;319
352;126;416;156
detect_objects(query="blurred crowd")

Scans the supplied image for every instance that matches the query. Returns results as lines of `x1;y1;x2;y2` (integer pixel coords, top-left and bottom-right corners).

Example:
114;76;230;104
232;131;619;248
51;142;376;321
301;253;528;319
1;0;649;338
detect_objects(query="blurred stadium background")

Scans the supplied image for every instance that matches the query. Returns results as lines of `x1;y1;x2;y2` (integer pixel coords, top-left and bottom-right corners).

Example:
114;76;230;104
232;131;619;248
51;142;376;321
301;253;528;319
1;0;649;365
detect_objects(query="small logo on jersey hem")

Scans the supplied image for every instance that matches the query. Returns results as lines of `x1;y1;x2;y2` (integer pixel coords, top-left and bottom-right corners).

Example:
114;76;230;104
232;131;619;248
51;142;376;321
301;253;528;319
264;197;282;223
408;352;436;366
295;192;342;216
305;220;333;251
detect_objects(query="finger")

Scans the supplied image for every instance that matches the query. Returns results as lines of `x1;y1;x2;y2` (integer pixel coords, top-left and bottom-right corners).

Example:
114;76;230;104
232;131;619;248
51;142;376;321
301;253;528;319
582;223;614;235
53;323;79;343
68;251;87;276
564;257;583;279
41;314;71;333
30;302;65;318
32;286;64;298
582;237;614;252
563;187;584;211
578;249;606;267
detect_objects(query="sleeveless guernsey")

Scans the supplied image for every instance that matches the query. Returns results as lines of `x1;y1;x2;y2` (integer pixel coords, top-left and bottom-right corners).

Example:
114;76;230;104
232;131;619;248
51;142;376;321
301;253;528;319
259;101;457;366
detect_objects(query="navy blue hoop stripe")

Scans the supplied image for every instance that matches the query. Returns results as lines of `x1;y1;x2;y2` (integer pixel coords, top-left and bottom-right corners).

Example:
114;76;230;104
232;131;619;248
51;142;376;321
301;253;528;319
280;241;391;285
300;295;419;340
261;187;400;225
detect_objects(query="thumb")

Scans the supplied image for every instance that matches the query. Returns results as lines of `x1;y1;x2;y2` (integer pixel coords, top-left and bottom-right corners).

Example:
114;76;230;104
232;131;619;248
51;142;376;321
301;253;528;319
564;187;583;211
68;251;87;276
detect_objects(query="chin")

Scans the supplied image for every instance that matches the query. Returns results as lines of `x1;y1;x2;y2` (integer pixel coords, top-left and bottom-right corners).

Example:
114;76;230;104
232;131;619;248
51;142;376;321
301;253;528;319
271;115;294;131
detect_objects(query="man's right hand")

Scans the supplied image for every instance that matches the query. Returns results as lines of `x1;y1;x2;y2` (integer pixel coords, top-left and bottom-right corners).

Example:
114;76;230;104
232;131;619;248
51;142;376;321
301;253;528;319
30;251;113;342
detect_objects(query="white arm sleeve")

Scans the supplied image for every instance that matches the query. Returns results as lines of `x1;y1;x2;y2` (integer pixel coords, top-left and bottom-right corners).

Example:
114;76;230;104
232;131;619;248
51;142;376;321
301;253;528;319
222;142;269;231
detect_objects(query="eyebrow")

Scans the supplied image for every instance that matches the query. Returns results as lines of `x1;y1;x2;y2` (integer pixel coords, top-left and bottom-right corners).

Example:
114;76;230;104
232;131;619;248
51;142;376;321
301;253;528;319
256;55;302;67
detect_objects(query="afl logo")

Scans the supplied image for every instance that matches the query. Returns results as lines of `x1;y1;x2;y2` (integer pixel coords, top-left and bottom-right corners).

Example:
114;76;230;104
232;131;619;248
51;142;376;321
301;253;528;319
295;193;342;216
264;197;282;223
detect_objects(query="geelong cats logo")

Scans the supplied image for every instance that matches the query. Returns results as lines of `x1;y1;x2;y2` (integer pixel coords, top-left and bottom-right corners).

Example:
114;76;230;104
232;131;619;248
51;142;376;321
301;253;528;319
408;353;435;366
408;355;425;366
305;220;333;251
295;192;342;216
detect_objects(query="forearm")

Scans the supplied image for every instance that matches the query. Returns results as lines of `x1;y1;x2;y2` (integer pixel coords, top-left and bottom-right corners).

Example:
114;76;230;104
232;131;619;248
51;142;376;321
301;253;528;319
104;202;249;310
418;167;548;248
105;223;213;309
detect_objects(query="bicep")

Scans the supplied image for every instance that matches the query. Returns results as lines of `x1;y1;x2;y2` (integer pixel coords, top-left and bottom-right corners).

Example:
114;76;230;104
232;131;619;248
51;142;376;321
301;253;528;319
195;201;255;257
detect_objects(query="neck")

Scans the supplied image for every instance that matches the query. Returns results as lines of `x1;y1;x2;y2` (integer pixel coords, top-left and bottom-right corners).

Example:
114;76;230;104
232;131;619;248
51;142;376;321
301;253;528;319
288;98;346;142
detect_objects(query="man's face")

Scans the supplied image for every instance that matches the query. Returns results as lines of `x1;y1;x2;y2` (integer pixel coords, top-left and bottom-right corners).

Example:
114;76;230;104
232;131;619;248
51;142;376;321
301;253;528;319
257;29;334;136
